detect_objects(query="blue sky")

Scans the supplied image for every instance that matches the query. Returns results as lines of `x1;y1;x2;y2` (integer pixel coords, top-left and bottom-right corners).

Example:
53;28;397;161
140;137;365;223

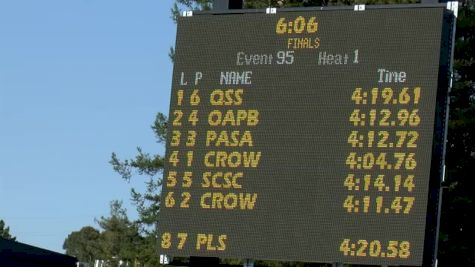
0;0;176;252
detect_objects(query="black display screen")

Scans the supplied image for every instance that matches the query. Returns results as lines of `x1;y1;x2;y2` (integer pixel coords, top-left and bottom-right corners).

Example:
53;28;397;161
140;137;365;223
158;6;451;265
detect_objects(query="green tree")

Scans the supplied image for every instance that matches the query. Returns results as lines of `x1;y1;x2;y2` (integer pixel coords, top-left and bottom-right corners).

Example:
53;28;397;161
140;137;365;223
96;200;143;266
64;201;158;266
110;113;166;233
0;219;16;241
63;226;102;264
110;115;165;266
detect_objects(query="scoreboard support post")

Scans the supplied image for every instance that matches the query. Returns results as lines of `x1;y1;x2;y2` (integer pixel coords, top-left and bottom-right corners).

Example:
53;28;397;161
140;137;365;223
189;256;219;267
212;0;243;10
243;259;255;267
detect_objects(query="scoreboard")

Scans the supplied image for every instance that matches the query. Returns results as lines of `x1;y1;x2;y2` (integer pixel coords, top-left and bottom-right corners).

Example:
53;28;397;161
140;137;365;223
158;4;455;266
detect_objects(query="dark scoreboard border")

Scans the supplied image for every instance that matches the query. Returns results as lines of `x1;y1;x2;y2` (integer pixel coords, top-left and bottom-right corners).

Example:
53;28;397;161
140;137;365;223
423;8;456;267
191;3;450;15
168;4;457;266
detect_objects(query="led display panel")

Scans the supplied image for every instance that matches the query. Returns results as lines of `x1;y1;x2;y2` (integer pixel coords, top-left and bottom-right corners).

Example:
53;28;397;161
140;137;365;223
158;6;453;265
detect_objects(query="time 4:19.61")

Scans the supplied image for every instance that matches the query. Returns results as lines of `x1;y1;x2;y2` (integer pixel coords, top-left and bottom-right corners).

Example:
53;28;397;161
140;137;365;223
351;87;421;105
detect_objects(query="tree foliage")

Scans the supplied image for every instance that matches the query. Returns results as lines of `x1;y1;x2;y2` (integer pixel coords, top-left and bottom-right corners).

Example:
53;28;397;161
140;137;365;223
96;200;142;265
110;113;167;233
0;219;16;241
63;226;101;264
64;201;160;267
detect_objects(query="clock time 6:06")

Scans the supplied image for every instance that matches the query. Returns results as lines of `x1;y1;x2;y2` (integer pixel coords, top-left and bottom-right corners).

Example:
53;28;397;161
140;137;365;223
276;16;318;34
